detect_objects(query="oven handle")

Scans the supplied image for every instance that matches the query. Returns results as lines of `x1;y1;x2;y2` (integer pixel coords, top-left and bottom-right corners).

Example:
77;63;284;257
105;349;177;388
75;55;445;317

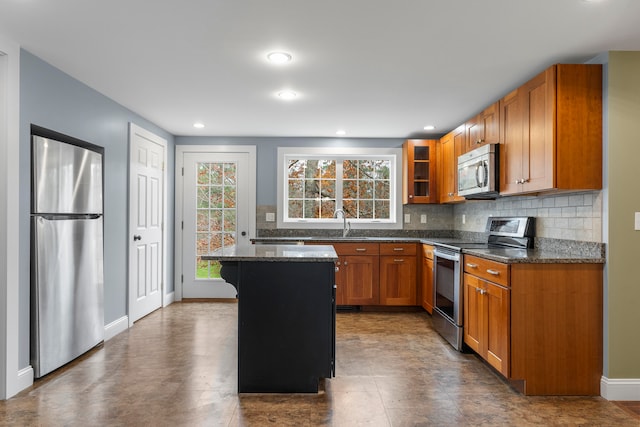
433;249;460;262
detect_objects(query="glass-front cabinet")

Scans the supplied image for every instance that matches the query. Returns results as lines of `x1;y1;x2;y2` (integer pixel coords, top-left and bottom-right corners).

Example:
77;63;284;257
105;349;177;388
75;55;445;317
402;139;437;204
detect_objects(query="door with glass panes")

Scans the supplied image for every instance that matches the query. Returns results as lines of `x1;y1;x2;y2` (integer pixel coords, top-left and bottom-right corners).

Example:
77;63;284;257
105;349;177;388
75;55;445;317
182;152;251;298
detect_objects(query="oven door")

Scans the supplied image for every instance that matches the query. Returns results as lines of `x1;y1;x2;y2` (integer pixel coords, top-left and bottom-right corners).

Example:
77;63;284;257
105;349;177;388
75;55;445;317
433;248;462;325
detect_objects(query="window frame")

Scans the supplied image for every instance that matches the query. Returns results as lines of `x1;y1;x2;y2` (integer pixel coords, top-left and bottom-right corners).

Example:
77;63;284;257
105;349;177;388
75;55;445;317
277;147;403;230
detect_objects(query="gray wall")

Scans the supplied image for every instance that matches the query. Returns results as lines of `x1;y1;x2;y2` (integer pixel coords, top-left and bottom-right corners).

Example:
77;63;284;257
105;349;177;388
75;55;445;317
19;50;175;369
175;136;406;206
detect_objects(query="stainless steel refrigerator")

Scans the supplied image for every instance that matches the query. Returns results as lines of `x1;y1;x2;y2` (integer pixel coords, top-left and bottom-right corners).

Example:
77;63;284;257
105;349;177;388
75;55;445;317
30;132;105;378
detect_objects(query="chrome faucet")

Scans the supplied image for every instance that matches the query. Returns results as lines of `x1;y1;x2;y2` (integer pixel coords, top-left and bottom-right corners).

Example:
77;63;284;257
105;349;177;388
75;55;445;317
333;209;351;237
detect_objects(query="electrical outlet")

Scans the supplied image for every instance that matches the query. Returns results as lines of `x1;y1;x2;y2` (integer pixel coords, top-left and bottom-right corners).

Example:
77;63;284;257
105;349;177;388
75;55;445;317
265;212;275;222
404;214;411;223
420;214;427;224
462;214;466;224
635;212;640;230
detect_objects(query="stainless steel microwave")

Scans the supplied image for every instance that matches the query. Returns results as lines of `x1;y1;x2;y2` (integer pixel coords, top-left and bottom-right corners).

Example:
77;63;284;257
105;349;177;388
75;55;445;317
457;144;499;199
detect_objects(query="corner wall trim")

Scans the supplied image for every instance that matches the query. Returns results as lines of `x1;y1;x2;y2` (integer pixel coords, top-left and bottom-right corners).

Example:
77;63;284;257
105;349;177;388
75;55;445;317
16;367;33;394
600;376;640;400
104;316;129;341
163;291;175;307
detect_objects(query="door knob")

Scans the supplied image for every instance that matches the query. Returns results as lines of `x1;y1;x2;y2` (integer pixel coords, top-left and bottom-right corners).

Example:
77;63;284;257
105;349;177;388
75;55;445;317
133;235;142;241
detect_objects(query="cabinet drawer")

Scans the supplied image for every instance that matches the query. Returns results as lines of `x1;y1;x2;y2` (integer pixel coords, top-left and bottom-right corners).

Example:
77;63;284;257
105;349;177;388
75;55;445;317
332;242;380;255
380;243;417;256
422;244;434;260
463;255;509;286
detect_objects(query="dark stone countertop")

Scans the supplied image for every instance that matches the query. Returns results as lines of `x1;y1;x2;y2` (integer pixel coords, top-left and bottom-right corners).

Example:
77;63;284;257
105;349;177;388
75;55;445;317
202;244;338;262
252;237;605;264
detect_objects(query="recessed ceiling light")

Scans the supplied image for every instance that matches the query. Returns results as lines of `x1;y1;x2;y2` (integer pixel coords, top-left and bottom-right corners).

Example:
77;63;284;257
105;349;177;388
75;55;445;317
423;125;436;130
336;130;346;136
267;52;292;64
277;90;298;100
193;122;205;129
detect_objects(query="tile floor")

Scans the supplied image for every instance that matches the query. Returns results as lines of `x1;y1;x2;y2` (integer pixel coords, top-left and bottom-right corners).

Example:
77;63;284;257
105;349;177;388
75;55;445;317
1;301;638;426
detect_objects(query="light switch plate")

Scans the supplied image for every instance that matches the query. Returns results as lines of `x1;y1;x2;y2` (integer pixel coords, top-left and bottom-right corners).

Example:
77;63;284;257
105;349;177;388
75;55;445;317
404;214;411;223
462;214;466;224
266;212;275;222
635;212;640;230
420;214;427;224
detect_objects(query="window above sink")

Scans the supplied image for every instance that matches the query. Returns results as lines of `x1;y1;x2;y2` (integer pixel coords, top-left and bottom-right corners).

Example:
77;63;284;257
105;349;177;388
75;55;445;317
277;147;402;230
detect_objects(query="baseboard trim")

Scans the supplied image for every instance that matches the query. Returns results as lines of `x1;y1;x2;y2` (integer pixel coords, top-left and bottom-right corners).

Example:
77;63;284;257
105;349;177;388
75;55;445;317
163;291;175;307
16;366;33;394
104;315;129;341
601;376;640;400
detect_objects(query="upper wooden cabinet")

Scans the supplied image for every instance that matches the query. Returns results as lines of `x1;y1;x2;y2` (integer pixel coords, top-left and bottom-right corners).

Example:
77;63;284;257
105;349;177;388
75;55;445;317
499;64;602;195
438;125;465;203
465;102;500;152
403;139;438;204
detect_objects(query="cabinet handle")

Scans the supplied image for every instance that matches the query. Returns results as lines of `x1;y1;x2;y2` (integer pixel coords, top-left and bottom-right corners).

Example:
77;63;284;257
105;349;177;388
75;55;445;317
393;247;404;251
476;139;484;144
409;194;414;199
355;248;367;252
335;266;340;272
466;263;478;268
486;269;500;276
344;261;348;266
448;192;454;197
394;259;405;262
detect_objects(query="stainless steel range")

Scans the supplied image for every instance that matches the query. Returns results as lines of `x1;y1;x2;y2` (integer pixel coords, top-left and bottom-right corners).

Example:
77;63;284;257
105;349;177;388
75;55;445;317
431;216;535;350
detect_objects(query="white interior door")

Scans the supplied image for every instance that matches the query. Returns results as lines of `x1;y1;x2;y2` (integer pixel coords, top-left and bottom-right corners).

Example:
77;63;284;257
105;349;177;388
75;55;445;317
128;124;166;324
180;151;253;298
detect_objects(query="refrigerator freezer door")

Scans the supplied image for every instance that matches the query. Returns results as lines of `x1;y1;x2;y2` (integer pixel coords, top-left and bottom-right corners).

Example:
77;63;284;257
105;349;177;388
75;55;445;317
31;216;104;378
32;136;103;214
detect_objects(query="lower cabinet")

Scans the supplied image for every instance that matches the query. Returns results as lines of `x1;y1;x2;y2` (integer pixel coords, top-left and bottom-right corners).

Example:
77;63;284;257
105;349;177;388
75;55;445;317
420;244;434;313
463;272;510;377
380;243;417;305
463;254;603;396
333;243;380;305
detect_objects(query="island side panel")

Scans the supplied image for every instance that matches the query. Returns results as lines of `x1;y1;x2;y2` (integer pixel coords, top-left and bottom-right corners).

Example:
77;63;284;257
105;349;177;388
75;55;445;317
236;261;336;393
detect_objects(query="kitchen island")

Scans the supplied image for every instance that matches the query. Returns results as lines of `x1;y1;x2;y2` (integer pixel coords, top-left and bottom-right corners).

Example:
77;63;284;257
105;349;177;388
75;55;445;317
202;244;338;393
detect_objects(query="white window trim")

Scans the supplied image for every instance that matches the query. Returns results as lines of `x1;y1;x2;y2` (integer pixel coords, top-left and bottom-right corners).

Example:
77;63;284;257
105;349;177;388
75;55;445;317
277;146;402;230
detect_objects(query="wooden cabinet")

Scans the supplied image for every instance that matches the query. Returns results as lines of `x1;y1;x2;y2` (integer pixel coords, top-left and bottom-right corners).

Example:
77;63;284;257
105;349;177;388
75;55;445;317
379;243;417;305
465;102;500;152
463;255;510;377
464;254;603;396
438;125;465;203
499;64;602;195
420;244;434;313
333;243;379;305
402;139;438;204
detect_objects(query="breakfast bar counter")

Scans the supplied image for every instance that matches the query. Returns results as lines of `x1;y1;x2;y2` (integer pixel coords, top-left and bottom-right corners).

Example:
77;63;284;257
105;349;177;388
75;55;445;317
203;244;338;393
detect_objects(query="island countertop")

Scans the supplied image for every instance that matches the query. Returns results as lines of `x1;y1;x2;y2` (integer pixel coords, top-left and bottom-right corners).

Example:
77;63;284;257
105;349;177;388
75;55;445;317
202;244;338;262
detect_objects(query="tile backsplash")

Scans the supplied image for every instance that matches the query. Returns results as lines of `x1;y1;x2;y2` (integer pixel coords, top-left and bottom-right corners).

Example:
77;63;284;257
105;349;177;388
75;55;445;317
453;191;603;242
257;190;603;243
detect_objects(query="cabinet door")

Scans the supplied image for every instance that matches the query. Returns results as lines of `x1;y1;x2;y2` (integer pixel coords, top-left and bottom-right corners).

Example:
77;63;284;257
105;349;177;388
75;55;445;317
421;256;434;313
402;139;437;204
482;102;500;146
380;256;417;305
465;114;482;152
438;126;465;203
463;273;483;354
499;88;524;195
485;281;510;376
343;255;379;305
521;67;554;193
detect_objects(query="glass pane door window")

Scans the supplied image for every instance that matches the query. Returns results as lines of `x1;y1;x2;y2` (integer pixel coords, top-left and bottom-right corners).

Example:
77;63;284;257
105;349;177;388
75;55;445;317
195;161;237;279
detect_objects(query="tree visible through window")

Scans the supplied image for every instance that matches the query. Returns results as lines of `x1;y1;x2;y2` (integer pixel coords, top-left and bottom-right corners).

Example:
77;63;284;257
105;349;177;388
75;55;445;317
195;161;237;279
285;155;393;222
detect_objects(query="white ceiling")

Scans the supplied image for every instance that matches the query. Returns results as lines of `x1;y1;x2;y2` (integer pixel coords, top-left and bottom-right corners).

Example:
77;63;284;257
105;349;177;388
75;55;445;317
2;0;640;138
